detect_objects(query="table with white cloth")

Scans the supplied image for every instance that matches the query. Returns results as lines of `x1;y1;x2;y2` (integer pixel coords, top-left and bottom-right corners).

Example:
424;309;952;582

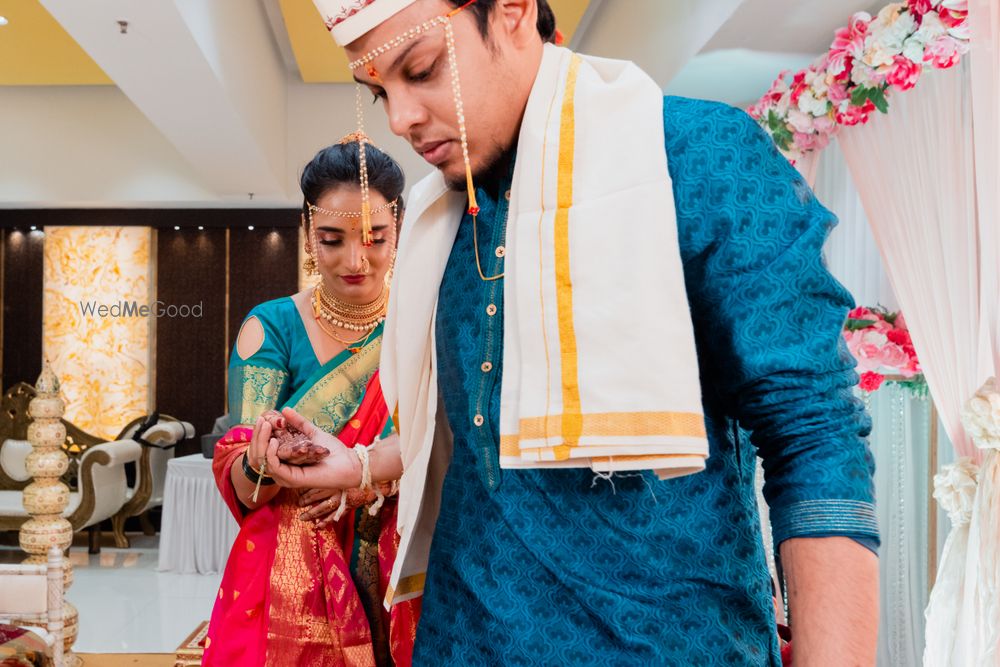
157;453;239;575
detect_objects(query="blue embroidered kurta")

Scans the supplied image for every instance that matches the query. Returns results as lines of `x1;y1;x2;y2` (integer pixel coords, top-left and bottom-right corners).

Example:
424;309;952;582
413;97;878;666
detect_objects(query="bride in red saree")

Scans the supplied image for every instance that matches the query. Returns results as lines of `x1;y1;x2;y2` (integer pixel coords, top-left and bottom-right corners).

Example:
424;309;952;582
203;137;417;667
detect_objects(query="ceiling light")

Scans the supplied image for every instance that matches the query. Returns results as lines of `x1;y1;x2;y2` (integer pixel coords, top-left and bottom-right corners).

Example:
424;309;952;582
247;226;254;230
198;226;204;230
174;226;180;231
0;17;9;27
30;225;37;231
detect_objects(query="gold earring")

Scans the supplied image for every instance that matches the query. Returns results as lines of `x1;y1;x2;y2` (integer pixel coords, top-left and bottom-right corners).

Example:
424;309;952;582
303;254;318;275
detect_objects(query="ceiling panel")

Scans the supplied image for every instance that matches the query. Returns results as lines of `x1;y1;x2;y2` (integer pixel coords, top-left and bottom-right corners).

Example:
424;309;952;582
0;0;111;85
703;0;886;55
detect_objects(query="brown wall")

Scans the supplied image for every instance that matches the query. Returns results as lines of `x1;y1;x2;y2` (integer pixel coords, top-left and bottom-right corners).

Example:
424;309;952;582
154;228;228;445
156;226;299;444
1;228;45;390
227;227;300;355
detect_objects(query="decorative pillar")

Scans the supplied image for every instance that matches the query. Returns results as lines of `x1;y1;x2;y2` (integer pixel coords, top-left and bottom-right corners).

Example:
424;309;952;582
20;364;80;666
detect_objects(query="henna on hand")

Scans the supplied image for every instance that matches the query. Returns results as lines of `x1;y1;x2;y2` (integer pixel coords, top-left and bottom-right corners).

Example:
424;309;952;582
261;409;329;465
311;481;399;526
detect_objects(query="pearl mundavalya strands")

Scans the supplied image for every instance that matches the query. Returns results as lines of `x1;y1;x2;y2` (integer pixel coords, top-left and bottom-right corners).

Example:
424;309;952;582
353;86;374;246
348;1;481;225
347;15;451;70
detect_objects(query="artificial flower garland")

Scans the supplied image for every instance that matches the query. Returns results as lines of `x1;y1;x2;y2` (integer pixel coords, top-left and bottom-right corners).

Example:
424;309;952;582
844;306;926;393
749;0;970;163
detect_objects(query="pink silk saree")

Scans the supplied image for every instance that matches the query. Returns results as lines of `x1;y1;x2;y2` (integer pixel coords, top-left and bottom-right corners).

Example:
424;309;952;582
203;338;418;667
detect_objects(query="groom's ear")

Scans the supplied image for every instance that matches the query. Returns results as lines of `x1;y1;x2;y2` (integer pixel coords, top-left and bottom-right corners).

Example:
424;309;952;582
487;0;540;51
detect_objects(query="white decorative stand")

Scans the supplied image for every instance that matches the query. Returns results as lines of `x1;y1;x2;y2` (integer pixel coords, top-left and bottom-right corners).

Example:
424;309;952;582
19;365;80;667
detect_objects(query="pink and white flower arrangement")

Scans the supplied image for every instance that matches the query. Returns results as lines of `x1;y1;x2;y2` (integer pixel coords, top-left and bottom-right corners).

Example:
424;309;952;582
843;306;924;393
748;0;970;163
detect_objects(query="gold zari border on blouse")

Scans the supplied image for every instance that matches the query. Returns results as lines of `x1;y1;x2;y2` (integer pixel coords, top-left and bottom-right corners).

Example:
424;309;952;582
231;364;289;425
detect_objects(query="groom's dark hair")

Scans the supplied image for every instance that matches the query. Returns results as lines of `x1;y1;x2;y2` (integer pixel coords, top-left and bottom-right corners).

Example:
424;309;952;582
446;0;558;44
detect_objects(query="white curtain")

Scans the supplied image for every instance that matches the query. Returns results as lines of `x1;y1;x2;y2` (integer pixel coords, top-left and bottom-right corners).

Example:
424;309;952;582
793;150;821;189
971;0;1000;371
866;385;934;667
815;142;897;309
838;63;985;457
816;141;934;666
754;461;784;624
836;55;1000;664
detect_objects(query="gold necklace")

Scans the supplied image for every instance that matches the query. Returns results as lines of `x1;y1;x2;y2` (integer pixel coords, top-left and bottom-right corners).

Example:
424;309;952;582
316;281;387;315
315;316;379;354
312;283;387;332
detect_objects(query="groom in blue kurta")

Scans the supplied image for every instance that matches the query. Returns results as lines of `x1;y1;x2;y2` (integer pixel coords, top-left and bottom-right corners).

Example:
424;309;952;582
330;0;880;664
417;95;878;665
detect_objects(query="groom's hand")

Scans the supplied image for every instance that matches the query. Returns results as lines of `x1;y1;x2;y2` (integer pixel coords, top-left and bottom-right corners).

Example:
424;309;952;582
264;408;362;489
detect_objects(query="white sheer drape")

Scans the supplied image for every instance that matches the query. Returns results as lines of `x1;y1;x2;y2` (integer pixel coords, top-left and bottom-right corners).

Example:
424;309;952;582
754;461;784;624
815;142;897;309
793;150;821;189
816;142;931;666
836;56;999;664
867;385;933;667
838;63;985;458
970;0;1000;372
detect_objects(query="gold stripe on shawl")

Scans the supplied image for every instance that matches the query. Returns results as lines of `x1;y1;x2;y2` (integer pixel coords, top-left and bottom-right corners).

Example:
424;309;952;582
553;54;583;457
500;411;707;457
384;572;426;605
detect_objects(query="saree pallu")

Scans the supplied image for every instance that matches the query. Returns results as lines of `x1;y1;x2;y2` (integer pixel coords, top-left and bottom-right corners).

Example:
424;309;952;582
204;339;418;667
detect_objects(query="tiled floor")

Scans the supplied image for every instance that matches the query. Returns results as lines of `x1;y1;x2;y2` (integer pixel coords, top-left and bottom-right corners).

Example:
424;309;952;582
1;535;220;654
